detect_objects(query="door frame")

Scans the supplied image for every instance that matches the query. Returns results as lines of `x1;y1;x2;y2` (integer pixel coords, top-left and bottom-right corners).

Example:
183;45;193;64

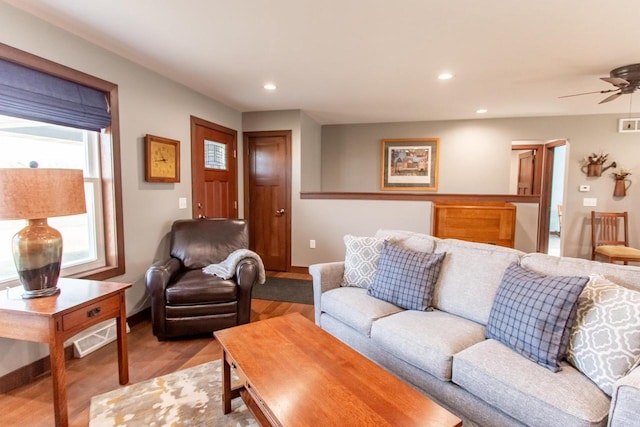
537;139;567;253
243;130;293;271
190;115;238;219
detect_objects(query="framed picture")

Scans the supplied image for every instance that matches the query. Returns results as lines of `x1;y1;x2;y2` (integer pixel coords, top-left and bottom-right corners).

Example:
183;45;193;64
380;138;439;191
144;134;180;183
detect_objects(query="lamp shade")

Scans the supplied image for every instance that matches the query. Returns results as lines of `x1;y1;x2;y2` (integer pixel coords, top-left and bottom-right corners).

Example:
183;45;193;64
0;168;86;220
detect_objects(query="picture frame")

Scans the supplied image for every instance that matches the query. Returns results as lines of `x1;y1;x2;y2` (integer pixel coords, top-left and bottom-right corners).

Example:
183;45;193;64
380;138;439;191
144;134;180;183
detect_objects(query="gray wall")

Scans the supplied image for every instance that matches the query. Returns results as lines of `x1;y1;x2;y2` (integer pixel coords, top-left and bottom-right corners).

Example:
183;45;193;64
0;3;242;376
312;115;640;264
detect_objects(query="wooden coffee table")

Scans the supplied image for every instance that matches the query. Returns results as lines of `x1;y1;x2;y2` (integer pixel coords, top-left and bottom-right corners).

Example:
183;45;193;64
215;313;462;426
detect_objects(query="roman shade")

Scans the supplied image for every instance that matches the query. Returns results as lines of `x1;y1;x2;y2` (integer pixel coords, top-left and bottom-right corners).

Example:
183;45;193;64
0;58;111;131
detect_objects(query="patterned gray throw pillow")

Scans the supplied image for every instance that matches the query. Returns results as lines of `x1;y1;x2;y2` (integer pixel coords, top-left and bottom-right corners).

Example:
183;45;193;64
486;263;589;372
342;235;386;288
567;274;640;396
367;241;445;310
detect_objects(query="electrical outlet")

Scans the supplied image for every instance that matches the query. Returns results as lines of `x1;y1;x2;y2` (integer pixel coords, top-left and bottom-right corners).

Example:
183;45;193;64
309;240;316;249
583;197;597;207
178;197;187;209
579;185;590;192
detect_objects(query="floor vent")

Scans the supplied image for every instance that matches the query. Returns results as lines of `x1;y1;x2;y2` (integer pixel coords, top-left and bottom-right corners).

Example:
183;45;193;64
72;320;130;358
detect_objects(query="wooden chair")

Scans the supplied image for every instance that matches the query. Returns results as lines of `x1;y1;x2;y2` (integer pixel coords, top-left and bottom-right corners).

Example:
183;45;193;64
557;204;563;236
591;211;640;264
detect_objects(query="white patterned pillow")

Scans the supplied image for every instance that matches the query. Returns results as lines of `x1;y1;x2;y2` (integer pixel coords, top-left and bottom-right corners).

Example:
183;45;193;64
567;274;640;396
342;235;386;288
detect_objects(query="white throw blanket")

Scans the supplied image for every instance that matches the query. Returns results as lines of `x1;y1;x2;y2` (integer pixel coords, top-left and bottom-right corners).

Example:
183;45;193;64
202;249;266;284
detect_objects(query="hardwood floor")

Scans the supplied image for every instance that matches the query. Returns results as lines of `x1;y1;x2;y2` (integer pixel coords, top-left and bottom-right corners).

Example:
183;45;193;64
0;283;314;427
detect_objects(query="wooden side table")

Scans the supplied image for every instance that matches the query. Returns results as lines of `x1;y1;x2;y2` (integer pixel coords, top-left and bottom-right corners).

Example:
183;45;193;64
0;278;131;427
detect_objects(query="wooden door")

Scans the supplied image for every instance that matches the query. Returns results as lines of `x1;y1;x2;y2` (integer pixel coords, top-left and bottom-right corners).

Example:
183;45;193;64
244;130;291;271
517;150;535;195
191;116;237;219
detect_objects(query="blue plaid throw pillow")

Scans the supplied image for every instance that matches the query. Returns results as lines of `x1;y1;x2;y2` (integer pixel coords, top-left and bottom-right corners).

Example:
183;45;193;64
367;241;445;310
486;263;589;372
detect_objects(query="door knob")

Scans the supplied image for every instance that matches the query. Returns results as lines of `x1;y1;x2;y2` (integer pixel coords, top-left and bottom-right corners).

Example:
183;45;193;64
275;209;285;216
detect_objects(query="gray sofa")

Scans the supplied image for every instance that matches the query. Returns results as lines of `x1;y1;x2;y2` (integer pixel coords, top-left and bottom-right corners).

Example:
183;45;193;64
310;230;640;427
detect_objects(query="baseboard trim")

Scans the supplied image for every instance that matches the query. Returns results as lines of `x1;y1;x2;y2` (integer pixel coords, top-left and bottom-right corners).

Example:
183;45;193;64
0;309;150;394
0;346;75;394
289;266;310;275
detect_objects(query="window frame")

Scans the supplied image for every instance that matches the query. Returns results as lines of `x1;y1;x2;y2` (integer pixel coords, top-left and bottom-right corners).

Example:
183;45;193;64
0;42;125;280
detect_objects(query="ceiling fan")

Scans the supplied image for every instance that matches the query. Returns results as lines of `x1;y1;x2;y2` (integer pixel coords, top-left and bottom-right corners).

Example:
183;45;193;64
560;63;640;104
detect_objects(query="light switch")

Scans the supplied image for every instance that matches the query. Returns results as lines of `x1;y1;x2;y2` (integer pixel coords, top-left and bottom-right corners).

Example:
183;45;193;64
178;197;187;209
583;197;597;207
579;185;590;192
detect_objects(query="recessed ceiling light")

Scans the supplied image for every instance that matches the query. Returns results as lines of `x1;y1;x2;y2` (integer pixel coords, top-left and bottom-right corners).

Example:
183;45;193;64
263;83;277;90
476;109;488;114
438;73;454;80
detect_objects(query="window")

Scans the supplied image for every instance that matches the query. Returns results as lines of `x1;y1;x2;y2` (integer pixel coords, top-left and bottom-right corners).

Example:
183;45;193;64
0;116;106;282
204;139;227;170
0;43;124;282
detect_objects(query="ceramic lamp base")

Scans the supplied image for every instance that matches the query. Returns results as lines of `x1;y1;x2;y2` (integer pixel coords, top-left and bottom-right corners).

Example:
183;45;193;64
12;218;63;299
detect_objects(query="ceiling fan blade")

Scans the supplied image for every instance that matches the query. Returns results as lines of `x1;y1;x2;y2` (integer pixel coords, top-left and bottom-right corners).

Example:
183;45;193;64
559;89;618;98
601;77;630;87
598;92;622;104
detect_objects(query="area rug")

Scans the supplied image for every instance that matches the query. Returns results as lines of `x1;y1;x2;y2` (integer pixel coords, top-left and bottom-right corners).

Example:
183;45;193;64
251;277;313;304
89;360;257;427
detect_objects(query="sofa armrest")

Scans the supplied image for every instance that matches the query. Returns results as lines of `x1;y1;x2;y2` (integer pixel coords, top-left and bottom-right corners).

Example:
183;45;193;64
145;257;182;339
609;365;640;427
235;258;260;325
309;261;345;325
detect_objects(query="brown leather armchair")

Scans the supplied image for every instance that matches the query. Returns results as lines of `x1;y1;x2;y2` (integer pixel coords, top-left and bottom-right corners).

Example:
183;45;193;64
145;218;259;340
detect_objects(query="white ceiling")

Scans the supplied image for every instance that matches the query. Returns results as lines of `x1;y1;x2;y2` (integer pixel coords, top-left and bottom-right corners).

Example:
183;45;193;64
7;0;640;124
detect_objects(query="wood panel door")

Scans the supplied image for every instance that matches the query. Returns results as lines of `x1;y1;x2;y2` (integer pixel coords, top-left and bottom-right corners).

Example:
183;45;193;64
244;130;291;271
191;116;237;219
517;150;535;195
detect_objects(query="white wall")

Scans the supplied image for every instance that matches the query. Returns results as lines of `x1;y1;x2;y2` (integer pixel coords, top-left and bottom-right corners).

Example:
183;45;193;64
0;3;242;376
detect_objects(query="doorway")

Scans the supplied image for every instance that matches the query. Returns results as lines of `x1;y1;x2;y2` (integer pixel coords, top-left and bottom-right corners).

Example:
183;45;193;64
190;116;238;219
511;140;567;254
547;144;566;256
537;140;567;254
243;130;292;271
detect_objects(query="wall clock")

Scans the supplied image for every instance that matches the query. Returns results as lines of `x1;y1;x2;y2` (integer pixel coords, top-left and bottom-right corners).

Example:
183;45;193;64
144;134;180;182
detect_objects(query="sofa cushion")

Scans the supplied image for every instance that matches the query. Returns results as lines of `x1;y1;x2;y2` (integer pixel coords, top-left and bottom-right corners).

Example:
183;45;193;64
453;339;610;427
521;252;640;294
374;229;438;253
486;263;589;372
371;310;486;381
432;239;523;324
567;274;640;396
367;242;445;310
166;270;237;304
320;287;403;336
341;235;386;288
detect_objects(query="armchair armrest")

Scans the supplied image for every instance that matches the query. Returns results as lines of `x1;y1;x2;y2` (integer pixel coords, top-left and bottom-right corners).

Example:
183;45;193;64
609;365;640;426
309;261;345;325
145;257;182;339
235;258;260;325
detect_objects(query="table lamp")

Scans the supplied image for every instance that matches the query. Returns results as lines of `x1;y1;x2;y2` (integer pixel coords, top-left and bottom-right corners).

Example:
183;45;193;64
0;168;86;298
